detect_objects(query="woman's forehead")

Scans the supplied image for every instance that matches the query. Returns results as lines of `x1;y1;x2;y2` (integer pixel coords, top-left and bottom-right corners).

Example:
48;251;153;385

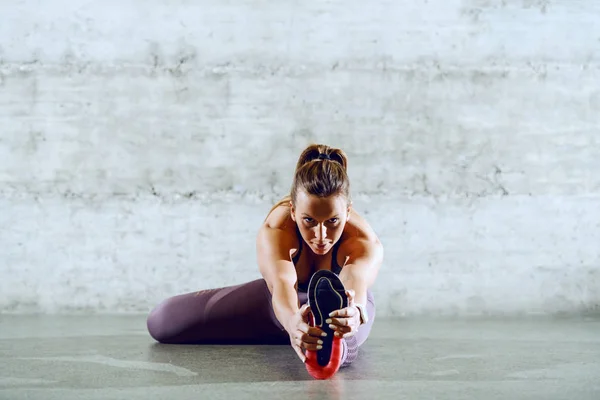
294;191;347;215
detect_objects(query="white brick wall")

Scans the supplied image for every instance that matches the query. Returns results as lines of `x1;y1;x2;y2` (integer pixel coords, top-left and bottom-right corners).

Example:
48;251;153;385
1;0;599;315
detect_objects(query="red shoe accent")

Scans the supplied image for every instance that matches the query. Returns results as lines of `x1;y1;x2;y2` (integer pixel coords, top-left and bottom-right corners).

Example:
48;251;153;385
304;312;343;379
305;337;343;379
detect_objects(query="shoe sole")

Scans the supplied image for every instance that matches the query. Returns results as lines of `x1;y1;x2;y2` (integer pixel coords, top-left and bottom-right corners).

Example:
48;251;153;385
307;269;348;367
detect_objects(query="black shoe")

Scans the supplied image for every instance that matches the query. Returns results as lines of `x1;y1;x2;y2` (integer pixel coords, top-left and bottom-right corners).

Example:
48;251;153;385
307;269;348;368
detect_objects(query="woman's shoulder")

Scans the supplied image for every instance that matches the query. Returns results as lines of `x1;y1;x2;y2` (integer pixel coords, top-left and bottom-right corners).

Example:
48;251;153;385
257;200;299;257
262;196;294;229
263;199;292;228
338;208;382;256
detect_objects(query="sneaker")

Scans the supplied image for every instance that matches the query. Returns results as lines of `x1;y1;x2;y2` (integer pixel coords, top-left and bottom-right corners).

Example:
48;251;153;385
304;269;348;379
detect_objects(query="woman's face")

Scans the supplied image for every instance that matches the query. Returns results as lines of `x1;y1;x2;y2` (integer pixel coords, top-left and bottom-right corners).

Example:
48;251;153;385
291;190;351;256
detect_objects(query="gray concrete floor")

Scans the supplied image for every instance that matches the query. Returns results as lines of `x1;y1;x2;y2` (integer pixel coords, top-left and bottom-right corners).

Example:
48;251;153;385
0;315;599;400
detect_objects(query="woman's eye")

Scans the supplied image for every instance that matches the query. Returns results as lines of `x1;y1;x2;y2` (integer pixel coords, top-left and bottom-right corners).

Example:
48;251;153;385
329;218;339;224
303;218;314;223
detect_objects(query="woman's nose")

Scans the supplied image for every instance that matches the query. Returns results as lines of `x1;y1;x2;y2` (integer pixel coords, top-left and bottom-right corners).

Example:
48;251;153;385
316;224;327;241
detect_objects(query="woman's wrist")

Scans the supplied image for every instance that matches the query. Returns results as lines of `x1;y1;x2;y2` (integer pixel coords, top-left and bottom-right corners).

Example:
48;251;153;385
353;303;368;325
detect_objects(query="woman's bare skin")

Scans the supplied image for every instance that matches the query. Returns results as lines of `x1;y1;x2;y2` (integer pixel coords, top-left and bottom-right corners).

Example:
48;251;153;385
263;199;379;287
257;191;383;362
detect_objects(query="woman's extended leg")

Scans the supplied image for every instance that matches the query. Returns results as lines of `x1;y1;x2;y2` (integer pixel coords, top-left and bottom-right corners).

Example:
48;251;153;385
298;288;376;367
146;278;289;345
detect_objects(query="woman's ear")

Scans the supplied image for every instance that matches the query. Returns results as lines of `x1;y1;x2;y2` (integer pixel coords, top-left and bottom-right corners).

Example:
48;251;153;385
289;201;296;222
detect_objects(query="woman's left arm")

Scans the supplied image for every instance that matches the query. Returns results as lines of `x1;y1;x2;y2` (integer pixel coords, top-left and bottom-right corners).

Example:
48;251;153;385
338;238;384;306
325;238;384;338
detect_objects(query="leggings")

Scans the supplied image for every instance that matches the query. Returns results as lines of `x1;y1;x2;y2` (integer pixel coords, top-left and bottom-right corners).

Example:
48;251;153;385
146;278;376;366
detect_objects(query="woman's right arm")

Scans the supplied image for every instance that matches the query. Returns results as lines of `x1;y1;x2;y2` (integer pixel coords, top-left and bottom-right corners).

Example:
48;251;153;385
256;226;300;331
257;224;325;362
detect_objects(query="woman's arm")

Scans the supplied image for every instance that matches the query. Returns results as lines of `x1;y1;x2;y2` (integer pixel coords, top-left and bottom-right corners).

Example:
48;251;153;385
257;226;325;362
256;226;299;330
322;237;383;338
338;237;384;308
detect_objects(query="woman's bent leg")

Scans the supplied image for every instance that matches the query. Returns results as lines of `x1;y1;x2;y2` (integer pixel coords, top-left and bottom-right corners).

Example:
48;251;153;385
340;289;376;367
147;279;289;345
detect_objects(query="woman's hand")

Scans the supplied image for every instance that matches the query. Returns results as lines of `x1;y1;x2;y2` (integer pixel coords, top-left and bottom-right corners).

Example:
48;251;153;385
285;304;327;363
326;289;362;338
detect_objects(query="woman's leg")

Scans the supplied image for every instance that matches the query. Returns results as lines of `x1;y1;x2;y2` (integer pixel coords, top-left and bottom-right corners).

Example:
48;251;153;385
340;290;376;367
146;278;289;345
146;277;375;365
298;288;376;367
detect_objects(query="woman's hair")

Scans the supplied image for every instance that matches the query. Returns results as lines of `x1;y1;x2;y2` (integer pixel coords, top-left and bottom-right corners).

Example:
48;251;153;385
267;144;350;216
290;144;350;204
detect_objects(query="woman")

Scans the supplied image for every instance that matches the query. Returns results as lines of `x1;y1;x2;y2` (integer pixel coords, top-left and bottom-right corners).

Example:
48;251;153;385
146;143;383;378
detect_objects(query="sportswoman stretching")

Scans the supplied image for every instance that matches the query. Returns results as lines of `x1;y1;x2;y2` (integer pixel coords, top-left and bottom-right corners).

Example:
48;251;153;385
146;144;384;379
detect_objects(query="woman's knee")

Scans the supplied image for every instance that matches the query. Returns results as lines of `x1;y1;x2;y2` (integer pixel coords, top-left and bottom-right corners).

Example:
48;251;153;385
366;290;376;323
351;290;376;347
146;298;178;343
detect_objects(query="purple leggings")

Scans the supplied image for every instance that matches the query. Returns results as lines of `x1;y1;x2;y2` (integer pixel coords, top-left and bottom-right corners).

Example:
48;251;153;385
146;278;376;366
